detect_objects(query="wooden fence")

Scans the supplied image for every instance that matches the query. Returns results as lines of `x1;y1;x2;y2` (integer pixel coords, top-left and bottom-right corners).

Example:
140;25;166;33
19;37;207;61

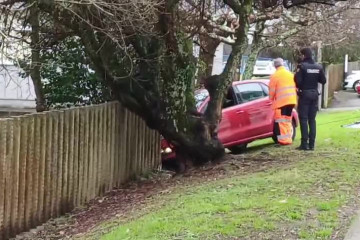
0;102;161;239
326;63;344;102
323;61;360;107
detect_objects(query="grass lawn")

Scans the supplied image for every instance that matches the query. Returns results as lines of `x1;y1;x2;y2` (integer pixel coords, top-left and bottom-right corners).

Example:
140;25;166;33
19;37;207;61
92;110;360;240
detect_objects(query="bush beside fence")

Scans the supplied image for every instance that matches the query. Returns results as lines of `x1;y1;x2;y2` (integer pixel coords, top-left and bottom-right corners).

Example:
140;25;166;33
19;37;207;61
0;102;161;239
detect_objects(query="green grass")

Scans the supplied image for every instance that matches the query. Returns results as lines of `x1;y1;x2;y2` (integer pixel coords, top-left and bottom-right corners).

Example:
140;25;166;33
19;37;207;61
96;110;360;240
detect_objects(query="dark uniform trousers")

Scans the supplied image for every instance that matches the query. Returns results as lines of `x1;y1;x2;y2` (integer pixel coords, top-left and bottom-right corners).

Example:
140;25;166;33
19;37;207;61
298;89;319;148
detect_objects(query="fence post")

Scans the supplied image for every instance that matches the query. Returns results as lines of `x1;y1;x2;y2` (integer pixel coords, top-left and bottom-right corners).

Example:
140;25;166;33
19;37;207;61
109;103;116;189
62;110;70;213
25;116;35;230
97;105;104;194
72;108;80;207
0;119;8;238
323;66;330;108
38;114;46;223
18;117;30;232
50;112;59;218
32;115;41;226
92;106;99;198
57;111;64;216
4;119;14;239
87;107;95;200
44;112;53;220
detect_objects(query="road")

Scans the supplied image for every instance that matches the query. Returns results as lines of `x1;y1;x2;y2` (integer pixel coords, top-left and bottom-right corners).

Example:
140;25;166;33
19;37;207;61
330;90;360;108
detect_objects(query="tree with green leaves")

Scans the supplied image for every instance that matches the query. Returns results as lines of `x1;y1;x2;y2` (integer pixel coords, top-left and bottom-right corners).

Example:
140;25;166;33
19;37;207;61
0;0;349;168
40;37;110;108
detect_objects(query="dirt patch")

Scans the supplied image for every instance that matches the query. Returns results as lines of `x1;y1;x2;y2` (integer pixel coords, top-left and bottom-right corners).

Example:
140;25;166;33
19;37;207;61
14;150;293;240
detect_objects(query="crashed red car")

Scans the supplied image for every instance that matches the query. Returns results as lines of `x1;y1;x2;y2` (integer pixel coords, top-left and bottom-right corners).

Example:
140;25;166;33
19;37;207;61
161;79;299;160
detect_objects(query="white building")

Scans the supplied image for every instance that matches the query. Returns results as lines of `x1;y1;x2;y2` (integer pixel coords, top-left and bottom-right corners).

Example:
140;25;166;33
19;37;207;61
0;59;36;110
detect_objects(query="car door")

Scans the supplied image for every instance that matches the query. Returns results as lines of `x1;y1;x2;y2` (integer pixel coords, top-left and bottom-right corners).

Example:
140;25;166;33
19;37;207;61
233;82;274;139
217;87;250;146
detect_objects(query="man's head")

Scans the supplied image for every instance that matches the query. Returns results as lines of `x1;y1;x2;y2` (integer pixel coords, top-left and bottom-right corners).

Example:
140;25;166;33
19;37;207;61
300;48;313;60
273;58;284;69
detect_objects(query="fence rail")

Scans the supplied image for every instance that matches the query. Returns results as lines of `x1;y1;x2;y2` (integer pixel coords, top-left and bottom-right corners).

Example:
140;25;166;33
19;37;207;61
0;102;161;239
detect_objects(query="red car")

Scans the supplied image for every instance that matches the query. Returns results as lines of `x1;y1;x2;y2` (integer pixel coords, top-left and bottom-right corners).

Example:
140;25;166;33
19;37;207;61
161;80;299;160
357;85;360;96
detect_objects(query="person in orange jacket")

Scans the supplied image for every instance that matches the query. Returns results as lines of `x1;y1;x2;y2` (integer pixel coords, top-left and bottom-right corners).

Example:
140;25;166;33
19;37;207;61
269;58;298;145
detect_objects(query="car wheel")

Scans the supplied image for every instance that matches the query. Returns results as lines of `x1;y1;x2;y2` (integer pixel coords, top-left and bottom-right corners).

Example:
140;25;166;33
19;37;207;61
272;120;296;143
353;80;360;91
228;144;247;154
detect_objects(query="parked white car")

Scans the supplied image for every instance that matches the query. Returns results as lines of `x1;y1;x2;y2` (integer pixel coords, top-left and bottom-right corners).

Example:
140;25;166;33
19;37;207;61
344;71;360;91
252;60;291;77
253;60;276;76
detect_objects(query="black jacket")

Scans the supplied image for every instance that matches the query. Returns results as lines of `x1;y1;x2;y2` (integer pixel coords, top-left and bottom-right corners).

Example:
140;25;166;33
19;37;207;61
295;58;327;91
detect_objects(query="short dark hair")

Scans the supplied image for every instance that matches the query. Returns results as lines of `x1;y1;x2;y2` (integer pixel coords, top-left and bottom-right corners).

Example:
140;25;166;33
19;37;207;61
300;48;313;59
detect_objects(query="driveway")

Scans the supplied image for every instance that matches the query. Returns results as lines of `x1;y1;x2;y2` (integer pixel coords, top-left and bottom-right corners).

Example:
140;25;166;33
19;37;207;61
330;90;360;109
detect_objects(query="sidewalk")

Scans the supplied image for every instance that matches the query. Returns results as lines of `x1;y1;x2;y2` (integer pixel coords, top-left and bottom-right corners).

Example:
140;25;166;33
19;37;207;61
330;90;360;109
345;211;360;240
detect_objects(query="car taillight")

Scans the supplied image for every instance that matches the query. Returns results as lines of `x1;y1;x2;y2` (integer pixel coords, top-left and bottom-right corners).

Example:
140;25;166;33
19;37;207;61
161;147;173;154
160;138;174;153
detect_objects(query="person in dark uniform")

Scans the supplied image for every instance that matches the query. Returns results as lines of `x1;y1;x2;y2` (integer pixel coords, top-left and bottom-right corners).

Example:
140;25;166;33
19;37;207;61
295;48;327;150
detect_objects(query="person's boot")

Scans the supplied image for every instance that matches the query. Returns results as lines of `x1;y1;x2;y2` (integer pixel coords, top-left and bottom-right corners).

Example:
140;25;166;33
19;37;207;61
297;141;309;151
309;141;315;151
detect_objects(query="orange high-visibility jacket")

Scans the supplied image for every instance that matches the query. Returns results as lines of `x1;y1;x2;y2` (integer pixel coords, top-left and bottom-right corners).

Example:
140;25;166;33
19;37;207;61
269;66;297;109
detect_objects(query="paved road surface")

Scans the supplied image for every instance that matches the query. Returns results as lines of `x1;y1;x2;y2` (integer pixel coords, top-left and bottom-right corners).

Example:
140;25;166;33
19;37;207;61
330;90;360;108
345;212;360;240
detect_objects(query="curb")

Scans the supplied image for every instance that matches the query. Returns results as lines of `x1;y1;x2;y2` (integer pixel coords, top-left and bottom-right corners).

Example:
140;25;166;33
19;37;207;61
321;107;360;112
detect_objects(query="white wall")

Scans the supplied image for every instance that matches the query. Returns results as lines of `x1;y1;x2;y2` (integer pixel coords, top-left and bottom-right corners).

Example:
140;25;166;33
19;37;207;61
0;64;36;109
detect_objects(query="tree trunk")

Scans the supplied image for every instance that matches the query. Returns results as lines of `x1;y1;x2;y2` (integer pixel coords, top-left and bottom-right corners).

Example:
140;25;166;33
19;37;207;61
242;45;262;80
197;37;220;85
29;1;47;112
155;3;225;166
202;0;253;151
242;21;266;80
35;0;254;168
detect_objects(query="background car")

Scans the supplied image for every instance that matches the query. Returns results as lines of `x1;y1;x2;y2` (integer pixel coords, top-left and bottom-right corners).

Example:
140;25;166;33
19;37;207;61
161;80;299;160
252;59;291;77
344;71;360;91
356;85;360;96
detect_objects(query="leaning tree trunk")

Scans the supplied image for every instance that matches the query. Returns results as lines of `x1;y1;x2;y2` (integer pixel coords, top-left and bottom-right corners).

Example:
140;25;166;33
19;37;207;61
202;0;253;150
29;1;47;112
36;0;253;169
